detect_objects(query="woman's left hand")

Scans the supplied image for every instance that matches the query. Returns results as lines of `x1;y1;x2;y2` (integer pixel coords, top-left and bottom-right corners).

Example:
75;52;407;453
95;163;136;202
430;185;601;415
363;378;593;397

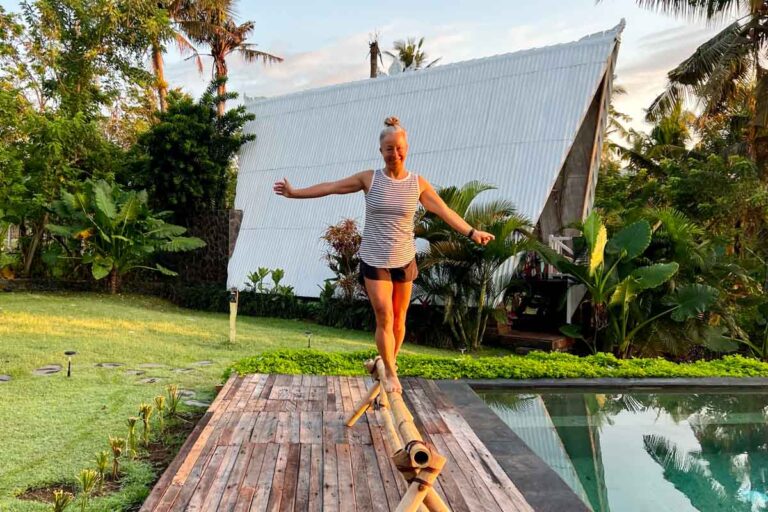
471;230;495;246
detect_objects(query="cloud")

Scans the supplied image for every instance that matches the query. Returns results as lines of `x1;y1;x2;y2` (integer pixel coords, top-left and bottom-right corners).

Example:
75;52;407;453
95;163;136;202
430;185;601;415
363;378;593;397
614;24;720;128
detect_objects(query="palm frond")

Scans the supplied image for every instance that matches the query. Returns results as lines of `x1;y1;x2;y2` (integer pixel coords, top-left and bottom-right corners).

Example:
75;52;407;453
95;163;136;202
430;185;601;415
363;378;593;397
238;46;284;64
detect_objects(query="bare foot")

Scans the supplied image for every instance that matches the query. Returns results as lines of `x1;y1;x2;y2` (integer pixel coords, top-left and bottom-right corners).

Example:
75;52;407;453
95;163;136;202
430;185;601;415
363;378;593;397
385;368;403;393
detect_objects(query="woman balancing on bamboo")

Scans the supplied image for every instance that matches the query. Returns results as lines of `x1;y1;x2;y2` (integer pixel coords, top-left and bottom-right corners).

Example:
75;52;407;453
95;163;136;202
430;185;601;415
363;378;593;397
273;117;494;393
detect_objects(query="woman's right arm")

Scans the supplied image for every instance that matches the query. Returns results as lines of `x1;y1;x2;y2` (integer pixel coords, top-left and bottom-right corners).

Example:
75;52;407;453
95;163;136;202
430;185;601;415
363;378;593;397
273;171;371;199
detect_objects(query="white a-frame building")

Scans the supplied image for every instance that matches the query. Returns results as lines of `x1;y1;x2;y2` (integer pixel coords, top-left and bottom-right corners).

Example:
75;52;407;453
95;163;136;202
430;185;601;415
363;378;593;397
228;22;624;297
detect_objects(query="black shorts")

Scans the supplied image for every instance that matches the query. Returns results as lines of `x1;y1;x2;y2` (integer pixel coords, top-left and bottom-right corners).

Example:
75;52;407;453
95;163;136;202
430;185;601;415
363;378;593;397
358;258;418;286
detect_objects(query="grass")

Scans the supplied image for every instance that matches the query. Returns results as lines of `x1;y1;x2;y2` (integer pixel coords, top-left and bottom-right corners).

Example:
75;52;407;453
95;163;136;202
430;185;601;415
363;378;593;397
0;291;482;511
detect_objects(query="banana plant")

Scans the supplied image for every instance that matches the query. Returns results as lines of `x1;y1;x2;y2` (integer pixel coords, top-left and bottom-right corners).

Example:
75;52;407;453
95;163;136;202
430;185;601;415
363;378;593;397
46;179;205;293
543;211;717;356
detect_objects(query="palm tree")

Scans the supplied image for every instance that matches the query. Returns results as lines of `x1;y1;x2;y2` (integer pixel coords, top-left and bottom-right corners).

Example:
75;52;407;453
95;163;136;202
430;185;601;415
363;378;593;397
385;37;441;72
415;181;534;350
616;1;768;174
188;1;283;116
148;0;210;112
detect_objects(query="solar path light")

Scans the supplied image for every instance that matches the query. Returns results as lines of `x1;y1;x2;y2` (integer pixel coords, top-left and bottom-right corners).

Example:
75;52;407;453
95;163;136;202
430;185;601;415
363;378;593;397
65;350;77;377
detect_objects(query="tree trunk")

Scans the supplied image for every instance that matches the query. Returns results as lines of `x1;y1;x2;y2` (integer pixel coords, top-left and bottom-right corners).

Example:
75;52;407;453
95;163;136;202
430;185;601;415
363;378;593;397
23;212;48;277
369;40;379;78
151;44;168;112
215;57;228;117
473;277;487;351
109;269;120;295
751;65;768;179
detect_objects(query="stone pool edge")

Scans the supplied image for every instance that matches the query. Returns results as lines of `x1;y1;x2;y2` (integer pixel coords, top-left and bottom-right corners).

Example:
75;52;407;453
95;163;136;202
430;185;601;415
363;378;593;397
457;377;768;389
437;380;590;512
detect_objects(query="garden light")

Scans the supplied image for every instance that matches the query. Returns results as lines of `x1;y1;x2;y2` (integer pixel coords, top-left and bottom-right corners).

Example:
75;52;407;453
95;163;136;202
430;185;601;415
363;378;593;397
64;350;77;377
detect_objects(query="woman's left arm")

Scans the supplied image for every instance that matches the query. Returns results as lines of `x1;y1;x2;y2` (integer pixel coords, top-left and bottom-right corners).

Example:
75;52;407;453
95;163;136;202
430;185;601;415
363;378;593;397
418;176;495;246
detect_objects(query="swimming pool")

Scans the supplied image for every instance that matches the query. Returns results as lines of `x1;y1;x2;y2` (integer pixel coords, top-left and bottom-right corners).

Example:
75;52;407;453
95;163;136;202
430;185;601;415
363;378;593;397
477;389;768;512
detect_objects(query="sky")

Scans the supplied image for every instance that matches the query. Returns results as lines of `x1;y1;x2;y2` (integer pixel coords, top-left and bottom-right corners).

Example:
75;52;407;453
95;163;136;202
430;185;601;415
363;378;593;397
1;0;732;132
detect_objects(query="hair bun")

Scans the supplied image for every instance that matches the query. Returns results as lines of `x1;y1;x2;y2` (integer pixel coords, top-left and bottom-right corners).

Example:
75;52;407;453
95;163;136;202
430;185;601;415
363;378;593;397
384;116;400;127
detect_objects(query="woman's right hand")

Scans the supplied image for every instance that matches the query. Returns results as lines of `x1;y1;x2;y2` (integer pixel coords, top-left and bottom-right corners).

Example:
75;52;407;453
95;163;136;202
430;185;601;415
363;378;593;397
273;177;295;198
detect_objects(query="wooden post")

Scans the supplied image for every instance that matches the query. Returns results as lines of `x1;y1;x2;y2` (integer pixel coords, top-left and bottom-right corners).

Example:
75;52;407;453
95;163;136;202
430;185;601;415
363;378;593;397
228;287;238;344
346;357;451;512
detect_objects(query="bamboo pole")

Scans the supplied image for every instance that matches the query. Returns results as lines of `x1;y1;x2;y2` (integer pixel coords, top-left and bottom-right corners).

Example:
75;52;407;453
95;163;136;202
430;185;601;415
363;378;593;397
345;381;381;427
345;357;451;512
396;453;449;512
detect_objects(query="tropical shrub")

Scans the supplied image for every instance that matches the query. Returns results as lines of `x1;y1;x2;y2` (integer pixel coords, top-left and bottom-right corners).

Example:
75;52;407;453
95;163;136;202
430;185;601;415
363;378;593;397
46;179;205;293
239;267;308;319
542;210;718;357
321;218;364;301
415;181;535;350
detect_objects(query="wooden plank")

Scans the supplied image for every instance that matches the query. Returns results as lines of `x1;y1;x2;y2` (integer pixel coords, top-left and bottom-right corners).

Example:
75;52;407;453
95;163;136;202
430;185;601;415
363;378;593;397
339;377;354;412
140;411;213;511
362;443;390;512
438;408;534;512
308;443;323;512
232;443;270;512
259;374;277;399
171;407;228;486
278;444;301;512
173;444;228;512
198;444;241;511
427;434;474;512
336;444;356;512
300;411;323;445
404;385;449;435
325;376;337;412
292;443;312;512
349;444;373;512
349;378;373;445
229;411;259;446
251;412;279;443
244;443;281;512
437;432;501;512
217;443;256;512
262;442;289;511
322;440;339;511
208;375;238;412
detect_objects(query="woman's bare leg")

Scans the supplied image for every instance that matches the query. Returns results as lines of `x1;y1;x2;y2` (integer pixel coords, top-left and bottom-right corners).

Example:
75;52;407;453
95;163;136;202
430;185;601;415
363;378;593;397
392;280;413;358
364;277;402;393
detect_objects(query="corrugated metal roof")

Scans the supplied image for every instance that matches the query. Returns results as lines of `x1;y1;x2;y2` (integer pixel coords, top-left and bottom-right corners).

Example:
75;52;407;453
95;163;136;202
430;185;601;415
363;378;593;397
229;22;624;296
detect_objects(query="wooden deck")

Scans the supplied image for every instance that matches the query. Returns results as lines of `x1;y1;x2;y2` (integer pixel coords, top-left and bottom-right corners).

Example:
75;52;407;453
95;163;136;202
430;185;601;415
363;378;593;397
141;374;534;512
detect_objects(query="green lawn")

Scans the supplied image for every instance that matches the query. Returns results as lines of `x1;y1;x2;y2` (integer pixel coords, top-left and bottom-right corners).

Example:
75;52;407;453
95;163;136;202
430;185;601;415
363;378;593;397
0;291;476;511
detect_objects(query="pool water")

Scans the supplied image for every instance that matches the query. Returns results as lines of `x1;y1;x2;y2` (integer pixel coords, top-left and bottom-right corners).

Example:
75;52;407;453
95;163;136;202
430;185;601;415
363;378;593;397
478;389;768;512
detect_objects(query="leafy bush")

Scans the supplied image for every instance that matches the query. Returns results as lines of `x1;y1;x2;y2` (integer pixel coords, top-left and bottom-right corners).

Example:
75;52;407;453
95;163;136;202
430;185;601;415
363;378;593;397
227;349;768;380
239;268;310;319
46;179;206;293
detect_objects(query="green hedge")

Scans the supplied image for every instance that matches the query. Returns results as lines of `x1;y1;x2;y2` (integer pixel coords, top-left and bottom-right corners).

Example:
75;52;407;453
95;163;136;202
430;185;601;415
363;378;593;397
227;349;768;380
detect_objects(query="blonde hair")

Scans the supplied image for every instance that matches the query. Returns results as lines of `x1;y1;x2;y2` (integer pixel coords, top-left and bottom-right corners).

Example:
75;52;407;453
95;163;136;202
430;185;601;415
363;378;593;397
379;116;407;143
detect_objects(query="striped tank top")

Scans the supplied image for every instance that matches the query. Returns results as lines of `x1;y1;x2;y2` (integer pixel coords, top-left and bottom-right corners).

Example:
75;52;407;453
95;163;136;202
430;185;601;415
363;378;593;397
358;168;421;268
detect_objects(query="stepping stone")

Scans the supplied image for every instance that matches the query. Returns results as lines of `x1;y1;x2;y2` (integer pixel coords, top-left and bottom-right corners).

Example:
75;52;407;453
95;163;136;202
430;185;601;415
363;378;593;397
192;360;214;366
95;362;124;368
183;399;211;408
139;377;162;384
0;375;10;382
138;363;165;369
178;389;196;398
125;370;145;376
33;365;61;376
172;368;195;373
